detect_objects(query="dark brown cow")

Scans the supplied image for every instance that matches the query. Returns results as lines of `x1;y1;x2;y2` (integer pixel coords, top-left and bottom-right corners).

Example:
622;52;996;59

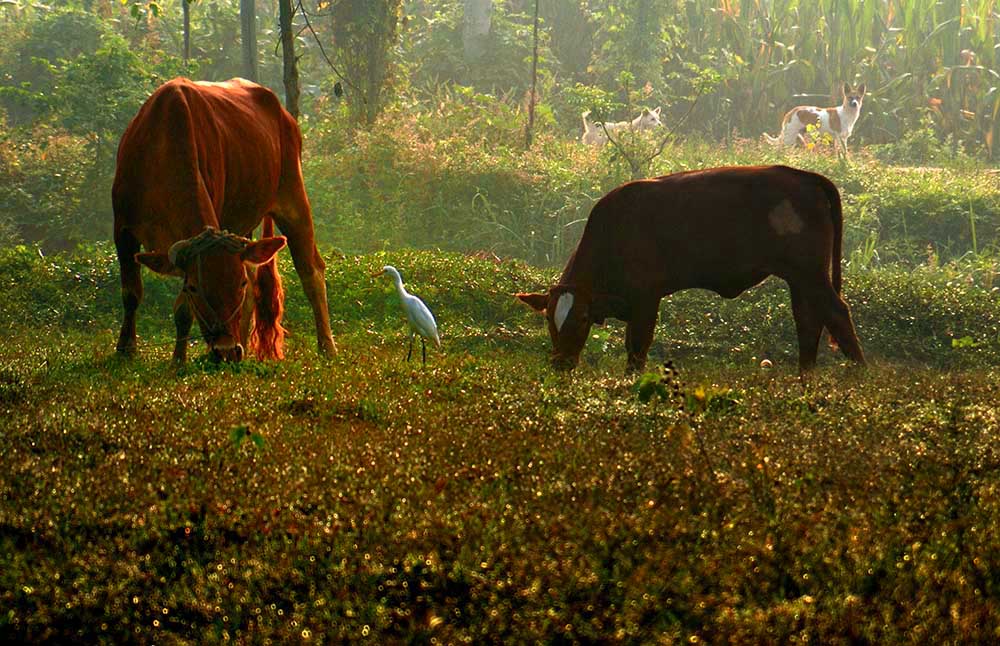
112;77;336;362
517;165;866;373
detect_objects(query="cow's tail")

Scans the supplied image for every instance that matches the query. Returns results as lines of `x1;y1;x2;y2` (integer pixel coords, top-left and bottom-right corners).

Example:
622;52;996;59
251;215;286;360
823;178;844;296
819;175;844;351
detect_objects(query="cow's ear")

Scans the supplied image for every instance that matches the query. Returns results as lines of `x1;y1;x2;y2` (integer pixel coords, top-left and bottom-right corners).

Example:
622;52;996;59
241;236;287;265
516;292;549;313
135;251;177;275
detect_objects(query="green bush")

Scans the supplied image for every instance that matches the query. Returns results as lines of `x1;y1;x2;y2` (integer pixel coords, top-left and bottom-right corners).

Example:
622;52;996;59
4;244;1000;371
303;100;614;264
0;125;104;250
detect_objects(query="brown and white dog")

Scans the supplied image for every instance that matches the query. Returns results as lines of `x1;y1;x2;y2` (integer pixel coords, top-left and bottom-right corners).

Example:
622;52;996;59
764;84;866;154
582;107;663;146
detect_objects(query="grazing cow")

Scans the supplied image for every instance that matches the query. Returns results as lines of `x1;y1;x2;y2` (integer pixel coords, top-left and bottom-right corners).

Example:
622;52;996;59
112;77;336;362
517;165;866;373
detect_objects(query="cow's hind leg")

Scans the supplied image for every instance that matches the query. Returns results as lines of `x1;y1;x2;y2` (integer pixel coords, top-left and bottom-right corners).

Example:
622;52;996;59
796;277;866;369
790;285;823;373
625;298;659;374
274;194;336;357
818;286;865;365
115;228;143;356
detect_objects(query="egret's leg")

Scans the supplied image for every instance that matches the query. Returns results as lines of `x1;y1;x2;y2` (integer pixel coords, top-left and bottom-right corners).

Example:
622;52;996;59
407;333;414;362
422;338;427;365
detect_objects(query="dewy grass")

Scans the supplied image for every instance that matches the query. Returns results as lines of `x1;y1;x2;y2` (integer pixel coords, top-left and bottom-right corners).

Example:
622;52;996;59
4;246;1000;641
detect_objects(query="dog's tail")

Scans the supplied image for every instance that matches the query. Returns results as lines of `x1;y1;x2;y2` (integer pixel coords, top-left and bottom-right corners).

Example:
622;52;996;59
581;110;593;135
762;131;782;146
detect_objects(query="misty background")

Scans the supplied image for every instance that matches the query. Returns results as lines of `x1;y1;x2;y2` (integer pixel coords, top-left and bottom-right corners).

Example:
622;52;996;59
1;0;998;263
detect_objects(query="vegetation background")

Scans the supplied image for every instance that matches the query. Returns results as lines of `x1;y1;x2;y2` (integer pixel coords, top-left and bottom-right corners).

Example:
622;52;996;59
3;0;1000;642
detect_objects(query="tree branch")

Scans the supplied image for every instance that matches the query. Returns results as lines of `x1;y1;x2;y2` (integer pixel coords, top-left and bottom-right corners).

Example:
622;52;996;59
295;0;365;103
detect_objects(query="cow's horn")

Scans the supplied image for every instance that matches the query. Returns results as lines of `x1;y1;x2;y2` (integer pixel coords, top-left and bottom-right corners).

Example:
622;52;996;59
168;238;193;267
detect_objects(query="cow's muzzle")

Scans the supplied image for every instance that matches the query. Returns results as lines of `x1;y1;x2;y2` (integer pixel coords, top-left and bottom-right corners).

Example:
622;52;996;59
210;338;245;362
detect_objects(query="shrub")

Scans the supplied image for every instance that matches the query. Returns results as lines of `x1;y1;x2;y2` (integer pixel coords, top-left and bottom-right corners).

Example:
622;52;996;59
0;124;104;250
303;98;615;264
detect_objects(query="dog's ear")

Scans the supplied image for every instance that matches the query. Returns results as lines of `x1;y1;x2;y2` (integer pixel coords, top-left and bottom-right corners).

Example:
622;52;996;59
843;82;851;97
652;106;661;115
856;83;866;97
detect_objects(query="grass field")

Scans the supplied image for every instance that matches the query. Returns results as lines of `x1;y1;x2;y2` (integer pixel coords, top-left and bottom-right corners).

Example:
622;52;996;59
3;246;1000;642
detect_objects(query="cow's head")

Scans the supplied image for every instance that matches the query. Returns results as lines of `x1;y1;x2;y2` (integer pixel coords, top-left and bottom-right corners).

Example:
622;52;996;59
517;286;596;370
136;227;286;362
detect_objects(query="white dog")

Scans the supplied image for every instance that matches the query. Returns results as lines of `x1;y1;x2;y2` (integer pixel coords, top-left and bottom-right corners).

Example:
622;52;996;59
763;84;866;155
581;107;663;146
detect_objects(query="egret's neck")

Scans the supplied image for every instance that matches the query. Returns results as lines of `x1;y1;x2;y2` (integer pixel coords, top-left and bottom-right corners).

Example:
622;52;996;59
390;273;408;298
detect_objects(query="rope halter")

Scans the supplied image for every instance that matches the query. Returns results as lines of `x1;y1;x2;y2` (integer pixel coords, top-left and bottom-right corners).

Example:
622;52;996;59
168;226;252;268
169;226;253;337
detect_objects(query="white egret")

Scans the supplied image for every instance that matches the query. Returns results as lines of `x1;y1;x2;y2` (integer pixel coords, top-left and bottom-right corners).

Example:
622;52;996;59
372;265;441;365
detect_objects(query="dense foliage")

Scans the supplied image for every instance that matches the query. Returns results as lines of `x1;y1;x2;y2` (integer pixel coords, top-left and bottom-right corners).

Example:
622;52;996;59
2;1;1000;254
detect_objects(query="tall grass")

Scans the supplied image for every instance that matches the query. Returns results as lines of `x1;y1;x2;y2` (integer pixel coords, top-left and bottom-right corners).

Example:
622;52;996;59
666;0;1000;155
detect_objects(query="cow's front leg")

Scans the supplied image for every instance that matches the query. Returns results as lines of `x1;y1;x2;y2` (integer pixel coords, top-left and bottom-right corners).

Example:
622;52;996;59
172;293;194;363
624;299;659;373
277;219;336;357
115;228;143;356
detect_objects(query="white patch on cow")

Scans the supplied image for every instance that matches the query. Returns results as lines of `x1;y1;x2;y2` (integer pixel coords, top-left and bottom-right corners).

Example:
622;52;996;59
553;292;574;332
768;200;804;235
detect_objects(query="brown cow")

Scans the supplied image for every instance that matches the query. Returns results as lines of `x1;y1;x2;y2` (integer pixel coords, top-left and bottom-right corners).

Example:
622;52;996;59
517;165;866;373
112;78;336;362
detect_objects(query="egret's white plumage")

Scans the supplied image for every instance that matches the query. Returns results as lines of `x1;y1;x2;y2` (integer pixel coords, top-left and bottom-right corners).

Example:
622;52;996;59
373;265;440;364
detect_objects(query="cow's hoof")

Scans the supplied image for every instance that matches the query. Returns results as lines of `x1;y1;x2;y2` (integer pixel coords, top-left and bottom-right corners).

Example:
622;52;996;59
319;338;337;357
116;344;137;357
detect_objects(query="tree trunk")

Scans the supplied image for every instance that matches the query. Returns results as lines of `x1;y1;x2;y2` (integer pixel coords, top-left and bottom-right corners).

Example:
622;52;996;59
278;0;300;119
240;0;259;82
462;0;492;64
182;0;191;63
525;0;539;148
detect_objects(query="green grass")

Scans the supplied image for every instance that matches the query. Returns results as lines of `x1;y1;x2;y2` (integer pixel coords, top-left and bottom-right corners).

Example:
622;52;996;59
3;247;1000;642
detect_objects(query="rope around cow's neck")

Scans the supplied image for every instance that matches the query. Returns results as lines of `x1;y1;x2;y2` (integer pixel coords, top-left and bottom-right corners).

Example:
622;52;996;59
183;252;248;338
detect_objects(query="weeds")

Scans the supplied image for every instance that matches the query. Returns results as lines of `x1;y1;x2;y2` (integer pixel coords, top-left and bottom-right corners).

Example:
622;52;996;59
4;248;1000;640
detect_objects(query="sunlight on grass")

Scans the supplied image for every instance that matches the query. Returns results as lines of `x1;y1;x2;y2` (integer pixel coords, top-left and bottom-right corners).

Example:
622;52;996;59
3;248;1000;641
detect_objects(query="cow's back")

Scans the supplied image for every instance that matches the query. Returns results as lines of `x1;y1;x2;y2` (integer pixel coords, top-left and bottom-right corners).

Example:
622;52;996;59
570;165;840;297
113;78;300;253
